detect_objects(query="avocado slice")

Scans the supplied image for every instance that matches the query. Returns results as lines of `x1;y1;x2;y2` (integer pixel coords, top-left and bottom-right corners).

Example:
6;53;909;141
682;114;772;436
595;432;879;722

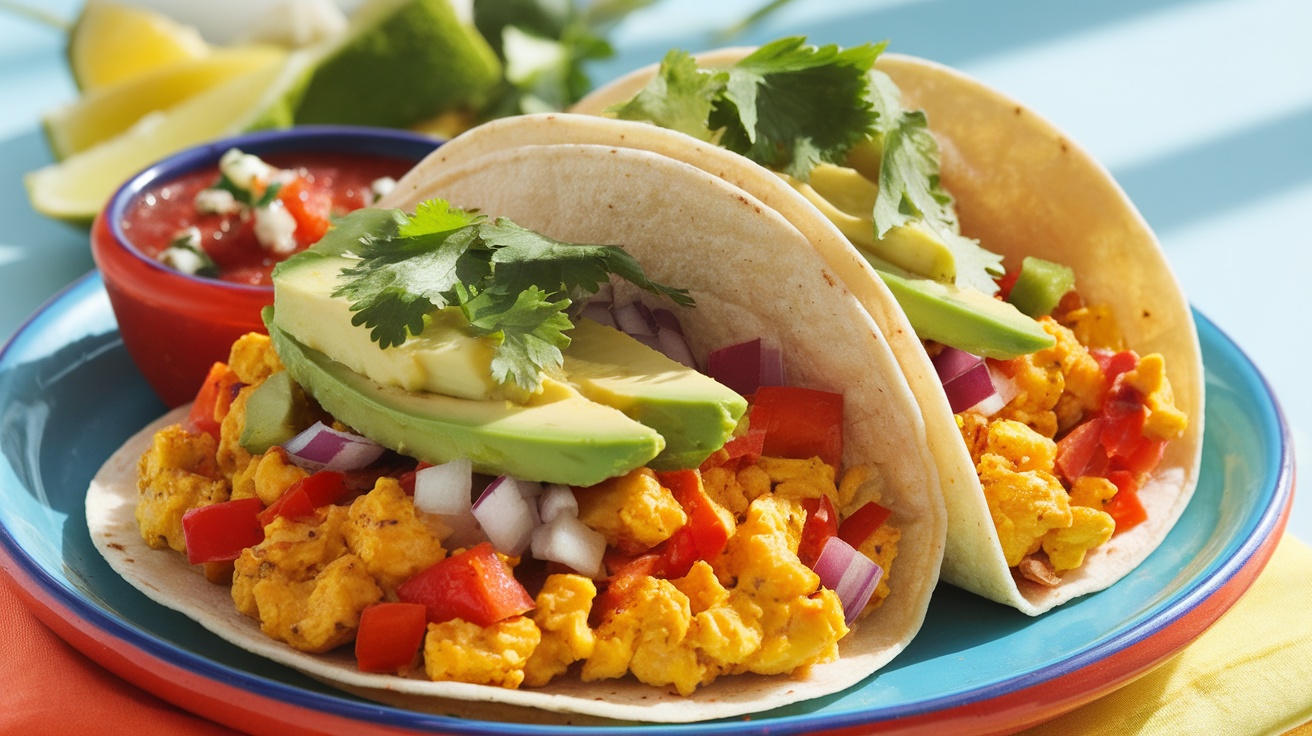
273;247;746;469
861;253;1055;359
563;319;746;471
238;370;308;454
267;316;665;486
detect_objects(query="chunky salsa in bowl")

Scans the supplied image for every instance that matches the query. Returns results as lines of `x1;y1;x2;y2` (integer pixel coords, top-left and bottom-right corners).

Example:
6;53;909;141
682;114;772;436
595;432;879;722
91;126;441;408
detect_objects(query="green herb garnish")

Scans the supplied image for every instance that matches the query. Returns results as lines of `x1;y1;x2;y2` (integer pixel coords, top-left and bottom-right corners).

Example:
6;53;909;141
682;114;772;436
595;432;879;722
607;35;1005;295
329;199;691;391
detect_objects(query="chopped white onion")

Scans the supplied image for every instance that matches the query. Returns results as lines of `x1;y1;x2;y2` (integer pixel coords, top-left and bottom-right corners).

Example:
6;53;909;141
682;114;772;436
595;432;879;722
537;484;578;524
811;536;884;625
471;476;539;556
413;459;473;516
530;514;606;578
282;422;385;473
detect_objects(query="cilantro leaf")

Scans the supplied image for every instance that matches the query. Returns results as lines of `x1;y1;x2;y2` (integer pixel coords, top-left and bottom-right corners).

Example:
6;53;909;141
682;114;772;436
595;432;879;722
613;36;881;179
462;285;574;390
333;219;484;349
479;218;693;307
326;198;692;391
711;37;882;179
872;102;1004;294
608;50;727;141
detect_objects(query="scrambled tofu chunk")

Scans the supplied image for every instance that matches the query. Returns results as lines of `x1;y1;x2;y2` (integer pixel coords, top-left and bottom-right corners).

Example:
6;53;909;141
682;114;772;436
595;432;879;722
575;468;686;554
226;332;283;385
523;574;597;687
974;420;1073;567
1043;505;1115;571
425;617;541;689
995;317;1105;438
230;447;307;503
1059;303;1125;352
136;424;228;552
856;522;900;613
216;384;256;481
345;477;446;595
1123;353;1189;440
232;506;382;652
757;456;837;503
583;576;705;695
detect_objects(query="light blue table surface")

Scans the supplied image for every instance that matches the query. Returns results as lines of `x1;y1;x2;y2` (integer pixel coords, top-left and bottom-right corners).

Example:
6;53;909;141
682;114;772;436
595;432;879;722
1;1;1306;539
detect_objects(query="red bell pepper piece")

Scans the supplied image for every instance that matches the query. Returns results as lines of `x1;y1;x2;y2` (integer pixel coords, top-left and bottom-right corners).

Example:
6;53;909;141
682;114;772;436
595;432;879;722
396;542;534;627
185;362;240;440
797;495;837;568
838;500;893;549
658;469;733;561
355;602;428;674
258;471;347;526
699;428;767;472
1104;470;1149;532
749;386;844;468
182;497;266;565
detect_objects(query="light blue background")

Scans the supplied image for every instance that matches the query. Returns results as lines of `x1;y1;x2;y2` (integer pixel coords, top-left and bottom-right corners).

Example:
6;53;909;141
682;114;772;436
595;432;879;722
1;0;1307;548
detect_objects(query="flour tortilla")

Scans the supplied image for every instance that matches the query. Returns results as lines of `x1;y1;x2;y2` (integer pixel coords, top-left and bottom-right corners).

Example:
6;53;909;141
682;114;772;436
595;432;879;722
553;49;1204;615
88;139;948;722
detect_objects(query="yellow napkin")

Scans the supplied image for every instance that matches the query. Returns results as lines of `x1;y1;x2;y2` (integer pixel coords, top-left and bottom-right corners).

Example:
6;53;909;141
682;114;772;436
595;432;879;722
1022;534;1312;735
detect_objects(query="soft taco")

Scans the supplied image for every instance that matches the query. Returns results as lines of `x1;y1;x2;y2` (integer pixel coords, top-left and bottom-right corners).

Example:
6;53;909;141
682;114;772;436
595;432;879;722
401;37;1202;616
87;128;947;722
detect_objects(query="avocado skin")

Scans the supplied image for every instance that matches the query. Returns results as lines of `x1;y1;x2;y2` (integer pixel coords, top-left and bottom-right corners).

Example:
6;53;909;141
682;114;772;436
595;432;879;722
862;253;1054;359
266;313;665;486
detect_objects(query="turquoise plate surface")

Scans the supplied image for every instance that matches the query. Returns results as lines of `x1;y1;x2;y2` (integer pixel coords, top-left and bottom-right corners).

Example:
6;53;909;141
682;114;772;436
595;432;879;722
0;273;1292;735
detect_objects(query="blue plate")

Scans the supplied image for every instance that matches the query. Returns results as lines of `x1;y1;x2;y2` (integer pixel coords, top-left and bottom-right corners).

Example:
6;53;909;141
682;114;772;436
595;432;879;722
0;273;1292;734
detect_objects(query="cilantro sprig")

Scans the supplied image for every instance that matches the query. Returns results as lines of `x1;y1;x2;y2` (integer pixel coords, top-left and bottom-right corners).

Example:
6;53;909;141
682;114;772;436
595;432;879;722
329;199;691;391
608;35;1005;295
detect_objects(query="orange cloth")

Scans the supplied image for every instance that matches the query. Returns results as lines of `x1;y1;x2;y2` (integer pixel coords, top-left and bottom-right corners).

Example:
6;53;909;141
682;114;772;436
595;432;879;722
0;575;237;736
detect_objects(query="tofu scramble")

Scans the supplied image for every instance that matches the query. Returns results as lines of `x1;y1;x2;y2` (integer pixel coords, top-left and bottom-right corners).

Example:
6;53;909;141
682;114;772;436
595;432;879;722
135;333;901;694
952;293;1188;586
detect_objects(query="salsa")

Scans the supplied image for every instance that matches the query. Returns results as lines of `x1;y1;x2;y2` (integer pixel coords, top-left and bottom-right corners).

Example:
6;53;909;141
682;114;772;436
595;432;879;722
121;151;414;285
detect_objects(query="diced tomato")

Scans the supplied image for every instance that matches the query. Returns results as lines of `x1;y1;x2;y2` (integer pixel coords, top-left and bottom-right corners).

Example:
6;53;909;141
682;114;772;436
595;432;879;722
185;362;240;440
798;495;838;568
658;470;733;561
277;176;333;246
1114;436;1167;478
1100;400;1148;459
838;501;893;549
652;526;700;579
182;497;265;565
1104;470;1149;532
355;602;428;674
593;553;659;625
396;542;534;627
1055;417;1106;483
699;428;767;472
749;386;844;468
257;470;347;526
1092;350;1140;400
395;461;434;496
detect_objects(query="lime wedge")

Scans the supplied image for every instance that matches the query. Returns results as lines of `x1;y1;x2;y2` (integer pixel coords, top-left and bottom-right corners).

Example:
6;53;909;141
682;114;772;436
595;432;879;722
293;0;502;128
43;45;287;161
68;0;210;92
26;54;316;225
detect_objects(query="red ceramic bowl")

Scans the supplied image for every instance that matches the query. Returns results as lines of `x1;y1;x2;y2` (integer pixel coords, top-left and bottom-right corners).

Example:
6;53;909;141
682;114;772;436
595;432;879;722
90;126;442;408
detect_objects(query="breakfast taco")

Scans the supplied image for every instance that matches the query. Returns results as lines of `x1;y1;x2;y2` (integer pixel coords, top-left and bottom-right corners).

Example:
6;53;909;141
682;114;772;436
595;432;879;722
87;127;948;722
404;37;1202;616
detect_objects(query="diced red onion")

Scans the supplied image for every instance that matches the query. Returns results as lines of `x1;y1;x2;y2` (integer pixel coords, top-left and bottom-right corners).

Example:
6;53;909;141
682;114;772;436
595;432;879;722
282;421;385;473
656;326;697;368
413;459;473;516
472;476;539;556
650;308;684;336
707;338;786;395
811;536;883;625
530;514;606;578
932;347;996;414
592;281;614;304
538;483;578;524
612;301;656;337
963;361;1020;417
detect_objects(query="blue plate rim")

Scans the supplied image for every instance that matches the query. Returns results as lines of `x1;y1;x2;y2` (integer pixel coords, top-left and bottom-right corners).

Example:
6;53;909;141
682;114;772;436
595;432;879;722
0;273;1294;735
